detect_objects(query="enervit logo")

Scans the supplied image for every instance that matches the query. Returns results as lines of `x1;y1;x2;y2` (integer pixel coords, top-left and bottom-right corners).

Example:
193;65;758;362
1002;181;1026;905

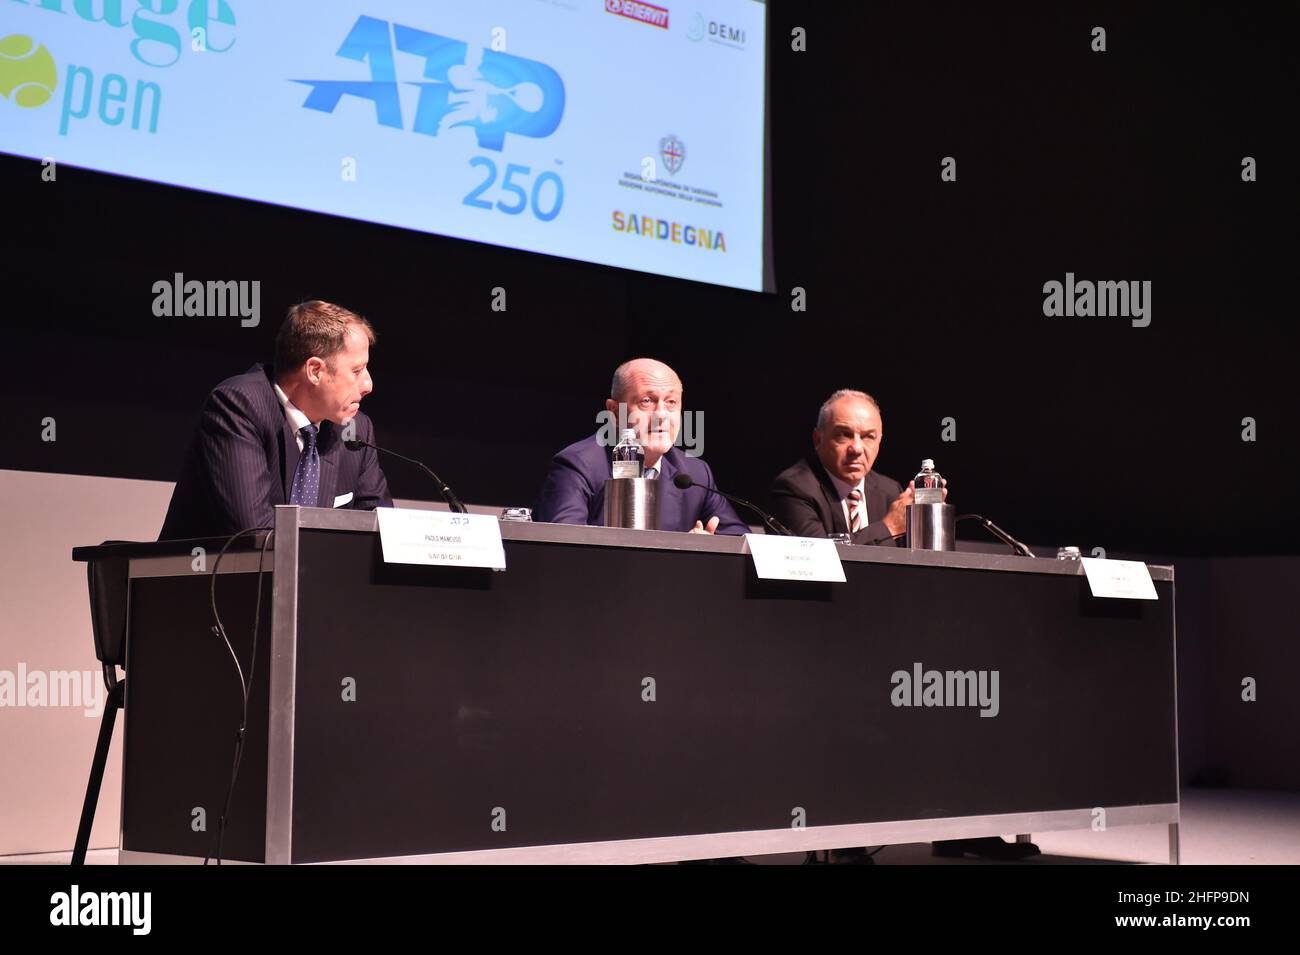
0;34;57;108
606;0;669;30
296;15;565;152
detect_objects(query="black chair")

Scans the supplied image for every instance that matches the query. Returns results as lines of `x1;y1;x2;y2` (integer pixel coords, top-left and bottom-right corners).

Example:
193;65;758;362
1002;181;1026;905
72;548;129;866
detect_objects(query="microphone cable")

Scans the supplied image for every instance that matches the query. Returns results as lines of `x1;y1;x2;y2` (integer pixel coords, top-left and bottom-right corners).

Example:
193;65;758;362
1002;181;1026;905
204;524;273;865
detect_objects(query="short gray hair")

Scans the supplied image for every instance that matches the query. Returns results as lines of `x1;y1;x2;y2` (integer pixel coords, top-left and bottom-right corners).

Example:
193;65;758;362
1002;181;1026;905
816;389;880;430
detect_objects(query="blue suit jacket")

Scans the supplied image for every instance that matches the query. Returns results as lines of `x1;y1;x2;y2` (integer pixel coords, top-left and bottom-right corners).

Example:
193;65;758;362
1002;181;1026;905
159;364;392;540
534;434;750;535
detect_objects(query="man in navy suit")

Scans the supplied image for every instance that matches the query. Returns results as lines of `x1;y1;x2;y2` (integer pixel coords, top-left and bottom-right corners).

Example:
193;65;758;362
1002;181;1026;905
534;358;749;535
159;300;392;539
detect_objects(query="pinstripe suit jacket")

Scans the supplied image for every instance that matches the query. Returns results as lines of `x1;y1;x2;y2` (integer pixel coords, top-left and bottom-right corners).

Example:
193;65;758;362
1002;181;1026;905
159;364;391;540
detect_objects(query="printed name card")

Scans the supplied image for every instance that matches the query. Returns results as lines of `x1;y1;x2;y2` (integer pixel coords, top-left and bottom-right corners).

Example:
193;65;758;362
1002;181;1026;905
744;534;846;583
376;507;506;570
1080;557;1157;600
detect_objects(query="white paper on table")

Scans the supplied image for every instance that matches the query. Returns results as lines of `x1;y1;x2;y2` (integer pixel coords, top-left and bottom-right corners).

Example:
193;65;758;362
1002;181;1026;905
1080;557;1157;600
744;534;846;583
376;507;506;570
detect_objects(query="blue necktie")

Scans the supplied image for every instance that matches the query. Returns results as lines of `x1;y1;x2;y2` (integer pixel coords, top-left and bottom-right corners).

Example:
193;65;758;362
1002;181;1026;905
290;424;320;507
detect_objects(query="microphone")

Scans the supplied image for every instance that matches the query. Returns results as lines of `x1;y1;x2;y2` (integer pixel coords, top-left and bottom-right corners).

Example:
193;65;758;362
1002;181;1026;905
672;473;794;536
956;514;1036;558
344;438;467;514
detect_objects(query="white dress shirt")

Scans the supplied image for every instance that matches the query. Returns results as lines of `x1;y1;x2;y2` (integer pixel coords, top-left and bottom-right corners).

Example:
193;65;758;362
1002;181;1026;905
273;383;317;452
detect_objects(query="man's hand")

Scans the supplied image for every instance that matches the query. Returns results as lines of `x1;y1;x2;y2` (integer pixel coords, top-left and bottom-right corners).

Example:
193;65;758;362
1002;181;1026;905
690;516;721;535
882;478;948;537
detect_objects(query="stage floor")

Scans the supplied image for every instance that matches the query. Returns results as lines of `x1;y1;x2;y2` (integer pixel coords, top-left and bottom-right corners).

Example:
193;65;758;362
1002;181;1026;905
4;788;1296;866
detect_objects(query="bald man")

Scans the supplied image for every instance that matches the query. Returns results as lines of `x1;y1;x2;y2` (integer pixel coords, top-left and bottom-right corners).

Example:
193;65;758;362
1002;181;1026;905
534;358;749;535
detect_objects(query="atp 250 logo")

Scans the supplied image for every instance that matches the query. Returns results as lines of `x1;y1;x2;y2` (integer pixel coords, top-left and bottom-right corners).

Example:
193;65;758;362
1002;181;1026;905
295;16;565;152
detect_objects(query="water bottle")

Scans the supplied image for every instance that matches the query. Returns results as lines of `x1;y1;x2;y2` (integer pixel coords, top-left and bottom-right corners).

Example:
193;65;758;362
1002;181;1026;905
611;428;645;479
913;459;943;505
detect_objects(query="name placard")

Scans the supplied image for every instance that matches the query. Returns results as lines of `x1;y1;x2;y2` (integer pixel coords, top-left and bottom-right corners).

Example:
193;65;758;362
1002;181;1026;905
1080;557;1157;600
745;534;846;583
376;508;506;570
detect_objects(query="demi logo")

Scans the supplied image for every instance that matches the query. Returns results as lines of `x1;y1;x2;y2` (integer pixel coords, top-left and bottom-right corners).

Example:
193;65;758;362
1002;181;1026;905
296;15;564;152
683;14;747;50
0;34;57;109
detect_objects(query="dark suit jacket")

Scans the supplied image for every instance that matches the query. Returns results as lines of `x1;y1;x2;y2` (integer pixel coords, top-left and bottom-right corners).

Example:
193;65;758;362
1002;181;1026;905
534;434;750;535
159;364;392;540
769;455;904;546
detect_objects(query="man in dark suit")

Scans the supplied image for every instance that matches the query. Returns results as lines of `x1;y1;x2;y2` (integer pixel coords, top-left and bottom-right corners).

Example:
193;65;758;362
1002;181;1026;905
771;390;910;865
770;389;932;546
771;390;1037;864
159;300;392;539
534;358;749;535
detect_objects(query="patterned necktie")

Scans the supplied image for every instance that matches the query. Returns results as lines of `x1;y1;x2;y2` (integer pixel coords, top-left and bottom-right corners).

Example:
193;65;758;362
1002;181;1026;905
645;466;659;480
847;486;864;532
290;423;320;507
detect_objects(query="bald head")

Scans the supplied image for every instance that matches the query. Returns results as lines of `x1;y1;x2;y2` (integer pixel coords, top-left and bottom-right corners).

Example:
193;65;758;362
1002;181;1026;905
606;357;683;468
611;358;682;403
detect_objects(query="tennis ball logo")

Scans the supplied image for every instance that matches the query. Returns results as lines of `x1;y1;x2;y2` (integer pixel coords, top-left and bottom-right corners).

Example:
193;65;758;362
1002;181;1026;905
0;35;58;109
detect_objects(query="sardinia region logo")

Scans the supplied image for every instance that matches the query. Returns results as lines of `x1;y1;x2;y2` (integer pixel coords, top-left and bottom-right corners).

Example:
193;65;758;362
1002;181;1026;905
660;134;685;175
0;35;57;108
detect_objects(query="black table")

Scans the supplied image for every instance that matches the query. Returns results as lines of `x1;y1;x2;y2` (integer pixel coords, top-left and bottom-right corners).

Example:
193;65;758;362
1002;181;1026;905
73;505;1179;864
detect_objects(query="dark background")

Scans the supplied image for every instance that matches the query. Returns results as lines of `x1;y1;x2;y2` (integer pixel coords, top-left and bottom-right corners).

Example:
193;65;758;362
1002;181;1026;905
2;2;1297;556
